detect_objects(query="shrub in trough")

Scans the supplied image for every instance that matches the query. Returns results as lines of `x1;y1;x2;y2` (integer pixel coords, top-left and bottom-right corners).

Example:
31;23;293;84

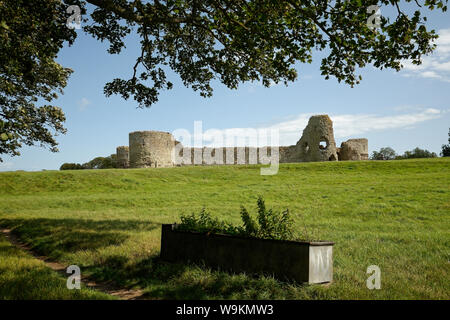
178;196;299;241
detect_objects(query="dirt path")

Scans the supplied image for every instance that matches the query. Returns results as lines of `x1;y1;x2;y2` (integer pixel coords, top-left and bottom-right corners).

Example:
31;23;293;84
0;228;145;300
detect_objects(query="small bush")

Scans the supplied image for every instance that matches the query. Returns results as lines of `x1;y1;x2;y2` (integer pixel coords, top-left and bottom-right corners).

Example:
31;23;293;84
60;155;118;170
239;206;258;237
59;163;84;170
178;208;239;236
370;147;397;160
397;147;437;159
178;196;298;241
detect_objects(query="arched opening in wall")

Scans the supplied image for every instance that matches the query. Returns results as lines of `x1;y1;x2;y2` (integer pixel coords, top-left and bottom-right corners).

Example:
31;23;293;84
319;139;328;150
329;154;336;161
303;142;309;153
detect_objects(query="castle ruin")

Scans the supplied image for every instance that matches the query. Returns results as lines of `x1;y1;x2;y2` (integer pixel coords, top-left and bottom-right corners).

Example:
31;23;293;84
129;131;175;168
116;115;368;168
116;146;129;168
338;138;369;161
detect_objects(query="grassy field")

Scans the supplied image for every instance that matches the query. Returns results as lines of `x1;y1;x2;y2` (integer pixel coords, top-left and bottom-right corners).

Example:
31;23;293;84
0;232;113;300
0;158;449;299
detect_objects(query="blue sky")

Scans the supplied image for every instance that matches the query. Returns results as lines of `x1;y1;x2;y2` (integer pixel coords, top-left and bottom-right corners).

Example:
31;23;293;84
1;5;449;171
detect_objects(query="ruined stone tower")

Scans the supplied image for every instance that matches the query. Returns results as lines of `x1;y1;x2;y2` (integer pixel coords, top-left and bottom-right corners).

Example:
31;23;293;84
116;146;129;168
338;138;369;161
289;115;339;162
114;115;367;169
129;131;175;168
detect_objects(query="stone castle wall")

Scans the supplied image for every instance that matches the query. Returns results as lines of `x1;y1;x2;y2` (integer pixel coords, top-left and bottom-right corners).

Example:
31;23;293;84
116;146;129;168
129;131;175;168
116;115;368;169
174;146;280;166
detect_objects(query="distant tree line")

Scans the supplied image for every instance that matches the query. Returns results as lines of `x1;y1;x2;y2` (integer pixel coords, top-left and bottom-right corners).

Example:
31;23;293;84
61;129;450;168
371;128;450;160
371;147;440;160
60;155;118;170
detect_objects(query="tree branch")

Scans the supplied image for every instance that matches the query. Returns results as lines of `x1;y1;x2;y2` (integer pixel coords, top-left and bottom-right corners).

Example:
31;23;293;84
86;0;200;25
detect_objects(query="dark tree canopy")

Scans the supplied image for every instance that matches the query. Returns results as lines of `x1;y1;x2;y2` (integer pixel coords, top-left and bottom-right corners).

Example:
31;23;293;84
59;154;118;170
82;0;448;107
398;147;437;159
440;128;450;157
0;0;448;160
0;0;78;160
371;147;397;160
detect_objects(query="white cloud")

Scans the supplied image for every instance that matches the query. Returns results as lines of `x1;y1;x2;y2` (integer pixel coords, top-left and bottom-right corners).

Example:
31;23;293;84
173;108;445;147
266;108;444;144
435;28;450;56
330;108;443;138
78;97;91;111
401;28;450;82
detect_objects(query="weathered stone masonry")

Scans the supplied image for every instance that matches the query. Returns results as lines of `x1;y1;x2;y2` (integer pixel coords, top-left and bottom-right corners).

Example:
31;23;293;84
129;131;175;168
116;115;368;168
116;146;129;168
281;115;339;163
338;138;369;161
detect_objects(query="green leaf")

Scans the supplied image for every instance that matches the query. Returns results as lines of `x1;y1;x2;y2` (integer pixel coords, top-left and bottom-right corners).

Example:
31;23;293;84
0;21;9;30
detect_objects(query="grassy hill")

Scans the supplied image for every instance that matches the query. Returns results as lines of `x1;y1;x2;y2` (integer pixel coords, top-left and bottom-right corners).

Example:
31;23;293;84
0;158;449;299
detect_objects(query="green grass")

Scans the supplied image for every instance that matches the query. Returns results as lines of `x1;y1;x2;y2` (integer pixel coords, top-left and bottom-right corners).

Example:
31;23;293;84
0;233;113;300
0;158;449;299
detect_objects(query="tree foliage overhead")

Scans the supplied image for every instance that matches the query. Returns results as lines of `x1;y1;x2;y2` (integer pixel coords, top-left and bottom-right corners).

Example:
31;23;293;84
0;0;448;161
82;0;448;107
0;0;82;161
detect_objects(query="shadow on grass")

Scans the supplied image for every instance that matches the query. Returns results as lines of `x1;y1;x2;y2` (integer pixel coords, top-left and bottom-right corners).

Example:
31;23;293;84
0;218;305;299
82;255;295;300
140;262;311;299
0;218;159;260
0;266;106;300
0;218;193;298
0;239;111;300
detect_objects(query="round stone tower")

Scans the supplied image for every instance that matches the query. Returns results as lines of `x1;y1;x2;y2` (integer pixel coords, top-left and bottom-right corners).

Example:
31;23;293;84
129;131;175;168
116;146;129;168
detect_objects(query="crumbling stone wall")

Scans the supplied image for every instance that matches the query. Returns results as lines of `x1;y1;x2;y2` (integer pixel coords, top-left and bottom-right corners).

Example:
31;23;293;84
129;131;175;168
338;138;368;161
175;146;277;165
286;115;338;162
279;145;297;163
119;115;368;169
116;146;129;168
